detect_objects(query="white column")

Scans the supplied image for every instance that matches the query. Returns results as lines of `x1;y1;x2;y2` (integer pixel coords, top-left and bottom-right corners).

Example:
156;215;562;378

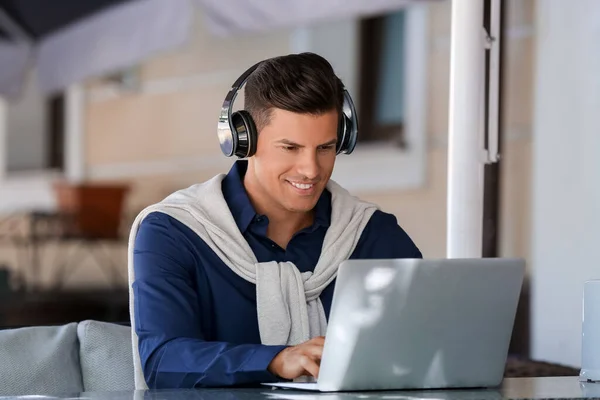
447;0;485;258
64;84;86;183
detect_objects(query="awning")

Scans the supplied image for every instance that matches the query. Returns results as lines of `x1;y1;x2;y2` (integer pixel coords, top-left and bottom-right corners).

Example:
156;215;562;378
195;0;424;36
0;0;431;98
0;0;194;98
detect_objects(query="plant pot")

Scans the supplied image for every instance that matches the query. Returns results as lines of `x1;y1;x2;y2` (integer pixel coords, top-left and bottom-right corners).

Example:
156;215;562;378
53;182;129;239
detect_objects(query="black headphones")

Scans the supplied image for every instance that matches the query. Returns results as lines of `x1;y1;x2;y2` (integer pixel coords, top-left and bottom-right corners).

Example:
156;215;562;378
217;60;359;158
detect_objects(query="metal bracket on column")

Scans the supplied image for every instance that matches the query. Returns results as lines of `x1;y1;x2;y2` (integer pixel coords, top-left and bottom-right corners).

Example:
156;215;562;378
483;0;501;164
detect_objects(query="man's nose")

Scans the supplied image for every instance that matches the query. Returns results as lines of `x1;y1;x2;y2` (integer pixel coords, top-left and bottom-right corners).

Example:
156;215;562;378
297;151;320;180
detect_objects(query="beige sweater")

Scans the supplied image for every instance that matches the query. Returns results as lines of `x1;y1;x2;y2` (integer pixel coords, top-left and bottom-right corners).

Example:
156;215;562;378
127;174;378;389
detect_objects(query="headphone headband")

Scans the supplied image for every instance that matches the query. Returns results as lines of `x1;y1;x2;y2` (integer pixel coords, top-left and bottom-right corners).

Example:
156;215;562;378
217;59;358;158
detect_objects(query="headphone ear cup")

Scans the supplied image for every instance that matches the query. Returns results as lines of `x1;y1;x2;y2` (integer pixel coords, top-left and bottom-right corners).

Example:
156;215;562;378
338;114;358;155
230;110;258;158
337;114;351;154
344;113;358;154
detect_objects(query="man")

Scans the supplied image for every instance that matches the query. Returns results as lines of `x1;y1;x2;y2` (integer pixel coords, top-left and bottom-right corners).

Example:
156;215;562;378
130;52;422;389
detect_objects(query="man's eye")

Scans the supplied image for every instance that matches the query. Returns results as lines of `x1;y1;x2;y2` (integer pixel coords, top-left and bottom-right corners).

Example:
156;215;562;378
282;146;297;152
319;145;336;152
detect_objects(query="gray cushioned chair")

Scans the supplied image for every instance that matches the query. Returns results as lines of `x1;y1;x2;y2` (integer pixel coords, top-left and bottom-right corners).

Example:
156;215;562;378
77;320;135;392
0;320;135;396
0;323;83;396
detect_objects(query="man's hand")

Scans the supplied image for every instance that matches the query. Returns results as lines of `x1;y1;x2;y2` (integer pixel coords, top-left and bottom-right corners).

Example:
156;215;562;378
268;336;325;380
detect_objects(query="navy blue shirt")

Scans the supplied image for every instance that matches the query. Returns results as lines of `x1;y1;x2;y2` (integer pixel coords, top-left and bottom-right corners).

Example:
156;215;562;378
133;161;422;389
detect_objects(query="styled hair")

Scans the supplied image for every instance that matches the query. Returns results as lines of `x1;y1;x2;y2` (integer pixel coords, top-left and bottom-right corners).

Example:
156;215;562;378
243;52;344;131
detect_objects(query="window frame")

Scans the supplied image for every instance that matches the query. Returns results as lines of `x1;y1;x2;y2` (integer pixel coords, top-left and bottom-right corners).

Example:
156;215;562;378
0;85;85;213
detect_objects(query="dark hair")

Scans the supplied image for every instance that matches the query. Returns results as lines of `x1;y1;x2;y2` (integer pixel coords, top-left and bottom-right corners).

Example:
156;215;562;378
244;52;344;131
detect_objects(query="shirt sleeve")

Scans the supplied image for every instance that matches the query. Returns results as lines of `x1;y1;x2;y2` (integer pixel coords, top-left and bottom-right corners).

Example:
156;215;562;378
132;212;287;388
352;210;423;259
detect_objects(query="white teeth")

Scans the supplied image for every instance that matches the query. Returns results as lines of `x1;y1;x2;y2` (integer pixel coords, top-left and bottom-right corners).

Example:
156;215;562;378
290;182;313;190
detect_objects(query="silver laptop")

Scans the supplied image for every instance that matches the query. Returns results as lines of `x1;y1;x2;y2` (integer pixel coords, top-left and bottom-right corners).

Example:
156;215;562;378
264;257;525;392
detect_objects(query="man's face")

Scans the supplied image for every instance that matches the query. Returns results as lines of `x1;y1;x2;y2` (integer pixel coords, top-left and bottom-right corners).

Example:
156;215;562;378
247;108;338;214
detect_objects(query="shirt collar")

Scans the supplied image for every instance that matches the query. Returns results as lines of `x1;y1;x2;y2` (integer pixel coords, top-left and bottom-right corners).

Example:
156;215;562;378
312;187;331;230
222;160;257;233
222;160;332;233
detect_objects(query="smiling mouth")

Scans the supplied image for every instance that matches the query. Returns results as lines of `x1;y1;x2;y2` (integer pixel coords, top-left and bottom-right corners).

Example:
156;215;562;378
289;182;314;190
